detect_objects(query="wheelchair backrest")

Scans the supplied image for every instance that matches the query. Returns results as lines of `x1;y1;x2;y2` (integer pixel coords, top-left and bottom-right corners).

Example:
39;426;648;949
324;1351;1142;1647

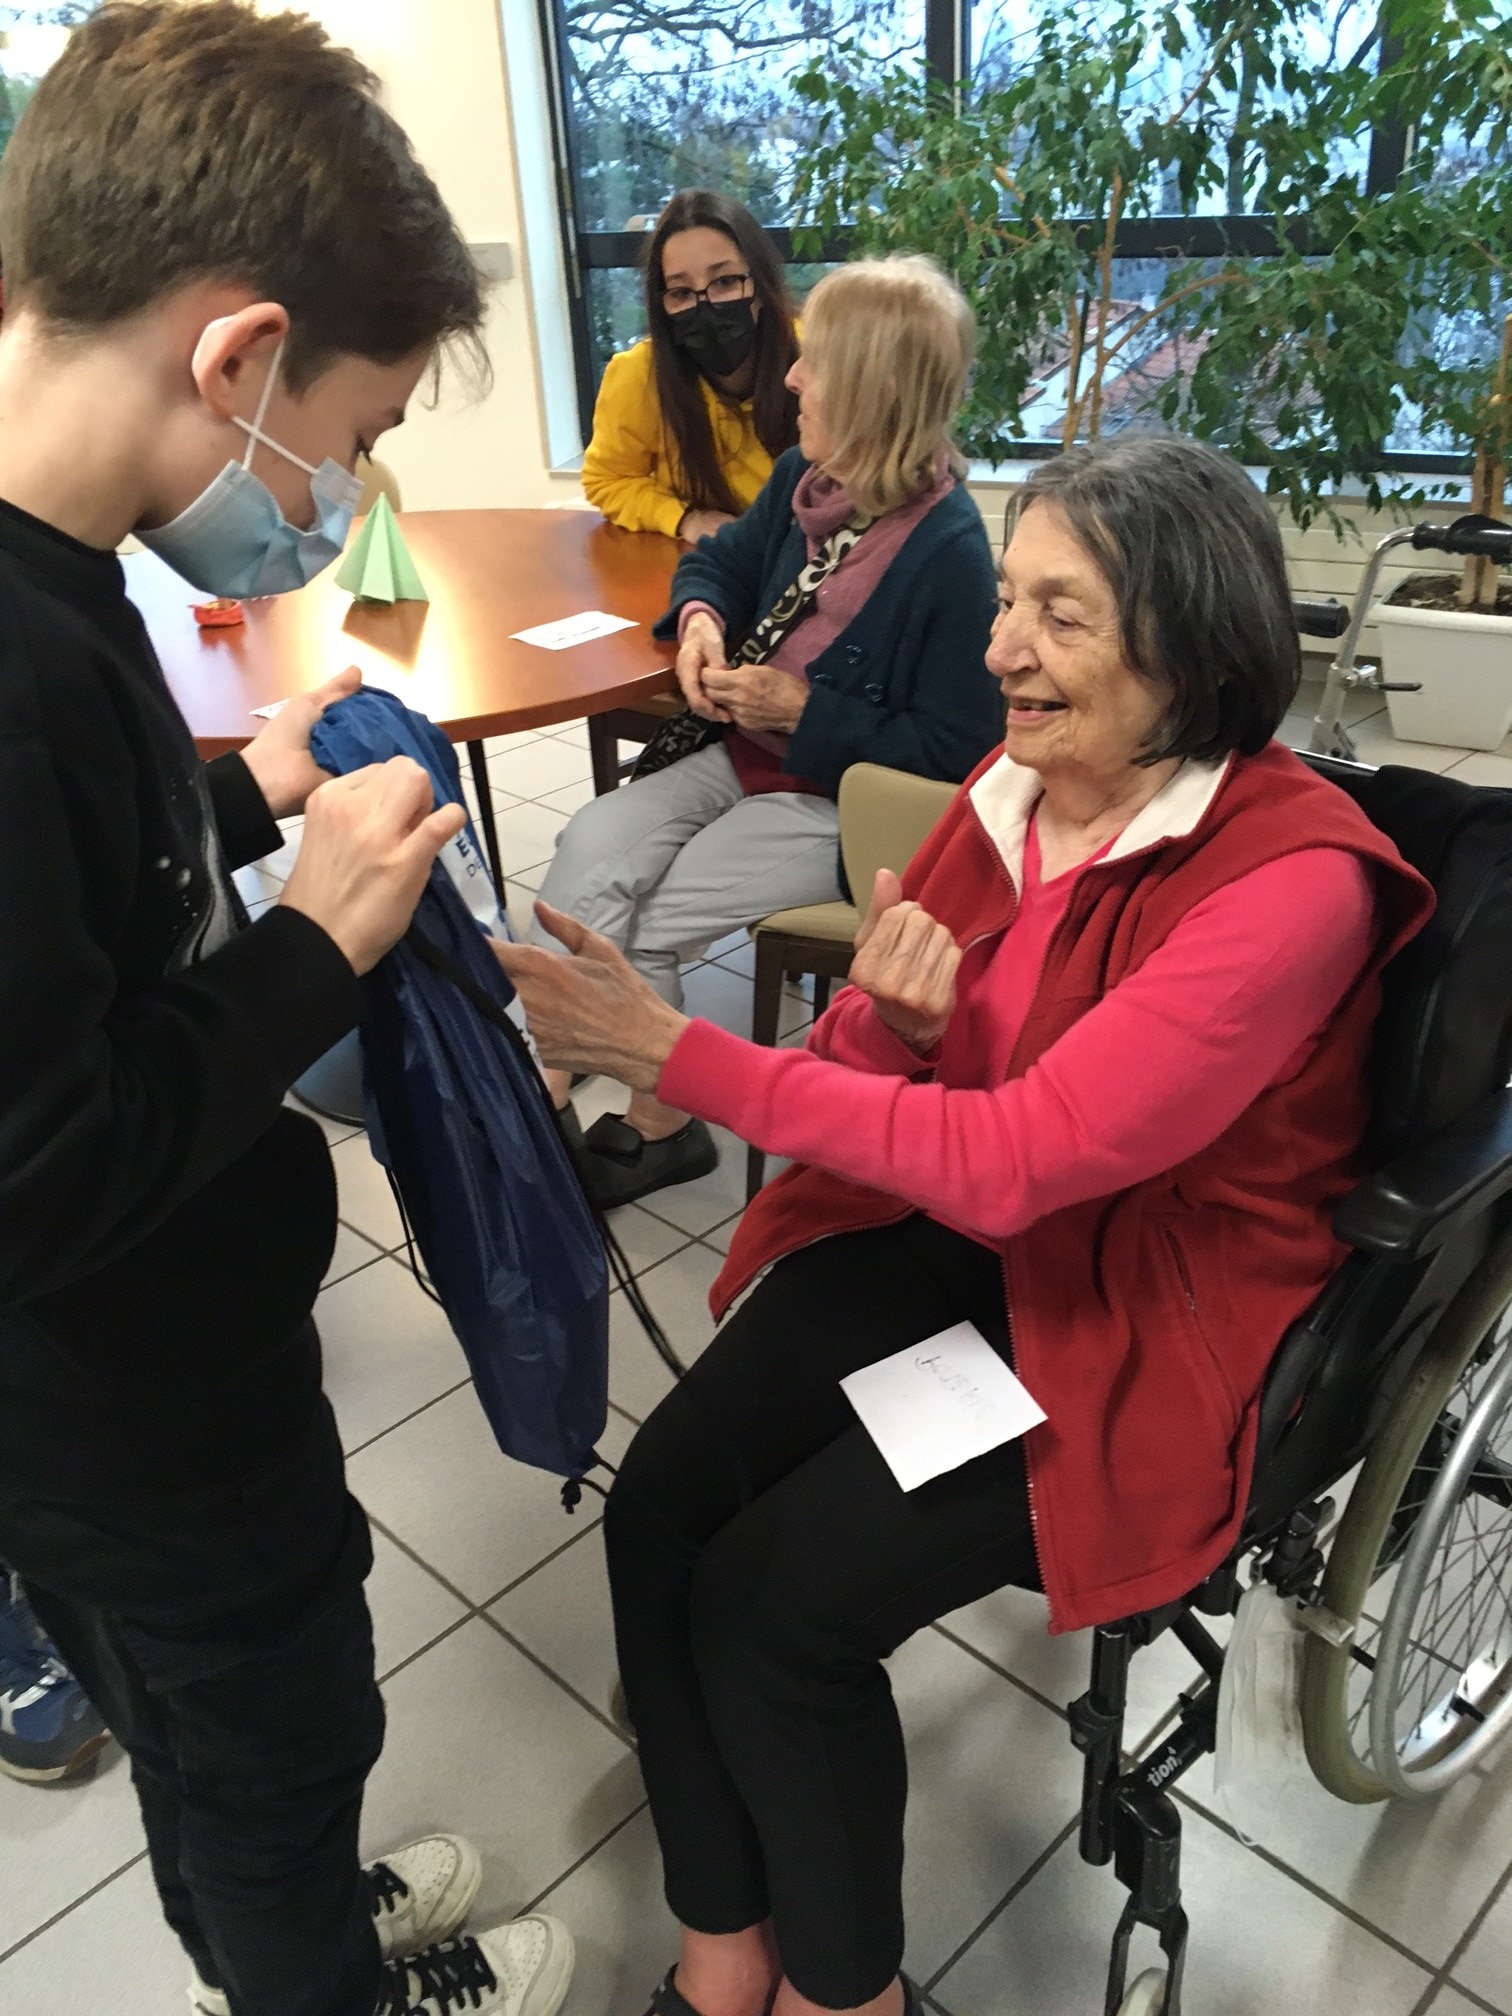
1244;759;1512;1539
1305;758;1512;1159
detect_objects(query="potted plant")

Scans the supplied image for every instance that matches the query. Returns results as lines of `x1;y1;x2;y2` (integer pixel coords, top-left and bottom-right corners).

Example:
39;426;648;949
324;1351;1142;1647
1169;0;1512;746
790;2;1344;462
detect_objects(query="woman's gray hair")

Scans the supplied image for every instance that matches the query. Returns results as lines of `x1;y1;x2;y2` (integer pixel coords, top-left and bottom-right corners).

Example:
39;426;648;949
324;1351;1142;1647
1011;436;1301;764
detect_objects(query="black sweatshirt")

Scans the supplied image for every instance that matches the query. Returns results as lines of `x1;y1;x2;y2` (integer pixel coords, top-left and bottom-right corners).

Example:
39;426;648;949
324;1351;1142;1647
0;498;361;1502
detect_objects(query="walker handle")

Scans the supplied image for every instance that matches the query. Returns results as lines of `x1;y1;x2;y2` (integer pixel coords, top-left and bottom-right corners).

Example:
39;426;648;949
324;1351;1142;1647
1411;514;1512;563
1292;596;1350;638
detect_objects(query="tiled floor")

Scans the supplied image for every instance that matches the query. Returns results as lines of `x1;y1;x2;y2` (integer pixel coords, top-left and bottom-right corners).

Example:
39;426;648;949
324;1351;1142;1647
5;704;1512;2016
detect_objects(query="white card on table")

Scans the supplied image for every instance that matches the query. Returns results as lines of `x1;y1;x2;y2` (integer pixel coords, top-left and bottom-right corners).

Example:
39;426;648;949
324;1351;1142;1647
510;610;637;651
840;1320;1047;1492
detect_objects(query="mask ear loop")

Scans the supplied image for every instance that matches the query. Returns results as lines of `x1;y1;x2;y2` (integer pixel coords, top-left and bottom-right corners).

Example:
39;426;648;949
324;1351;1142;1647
233;335;327;482
239;335;287;473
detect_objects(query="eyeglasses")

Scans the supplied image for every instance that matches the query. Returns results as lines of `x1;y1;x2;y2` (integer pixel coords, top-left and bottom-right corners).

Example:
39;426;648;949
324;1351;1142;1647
662;273;754;314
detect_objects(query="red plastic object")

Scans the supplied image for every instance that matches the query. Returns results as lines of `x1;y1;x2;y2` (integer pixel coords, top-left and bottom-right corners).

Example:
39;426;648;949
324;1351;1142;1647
193;598;246;629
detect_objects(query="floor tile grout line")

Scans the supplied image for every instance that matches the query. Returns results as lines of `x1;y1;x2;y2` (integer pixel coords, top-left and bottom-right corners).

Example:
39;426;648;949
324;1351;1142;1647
374;1607;480;1692
929;1619;1075;1727
1434;1980;1510;2016
524;1798;650;1915
342;1375;475;1465
475;1515;605;1611
364;1511;486;1616
0;1846;150;1970
922;1815;1081;1996
1407;1851;1512;2016
1169;1786;1441;1978
475;1607;636;1750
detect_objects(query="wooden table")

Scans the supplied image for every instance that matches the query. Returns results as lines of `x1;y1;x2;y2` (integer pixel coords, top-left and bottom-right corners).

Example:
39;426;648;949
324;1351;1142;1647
123;508;681;892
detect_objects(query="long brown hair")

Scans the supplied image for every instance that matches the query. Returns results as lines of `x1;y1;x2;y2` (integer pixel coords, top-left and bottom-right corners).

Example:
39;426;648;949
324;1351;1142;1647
644;190;799;518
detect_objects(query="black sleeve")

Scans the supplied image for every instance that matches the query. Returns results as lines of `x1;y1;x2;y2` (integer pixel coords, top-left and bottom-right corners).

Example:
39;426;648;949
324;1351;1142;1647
0;714;360;1306
206;751;282;870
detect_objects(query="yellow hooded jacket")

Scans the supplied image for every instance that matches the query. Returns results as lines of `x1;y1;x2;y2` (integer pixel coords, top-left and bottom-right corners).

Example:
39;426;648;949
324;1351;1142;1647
581;336;784;539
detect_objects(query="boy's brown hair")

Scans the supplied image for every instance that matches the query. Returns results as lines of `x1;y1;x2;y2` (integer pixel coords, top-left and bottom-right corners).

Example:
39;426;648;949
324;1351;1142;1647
0;1;486;390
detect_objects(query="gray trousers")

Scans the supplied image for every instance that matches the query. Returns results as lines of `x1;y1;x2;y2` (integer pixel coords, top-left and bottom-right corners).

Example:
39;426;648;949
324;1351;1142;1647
531;742;843;1007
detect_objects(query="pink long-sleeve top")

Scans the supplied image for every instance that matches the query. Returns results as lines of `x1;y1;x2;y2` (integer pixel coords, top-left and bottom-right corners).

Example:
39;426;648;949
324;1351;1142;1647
659;777;1378;1245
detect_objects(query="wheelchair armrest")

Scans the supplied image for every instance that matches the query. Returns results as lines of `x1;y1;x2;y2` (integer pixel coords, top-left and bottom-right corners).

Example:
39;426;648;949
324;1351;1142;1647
1334;1087;1512;1261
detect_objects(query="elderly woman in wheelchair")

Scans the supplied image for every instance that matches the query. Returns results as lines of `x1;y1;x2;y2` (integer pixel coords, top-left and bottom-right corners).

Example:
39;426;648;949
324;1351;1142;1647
499;434;1512;2016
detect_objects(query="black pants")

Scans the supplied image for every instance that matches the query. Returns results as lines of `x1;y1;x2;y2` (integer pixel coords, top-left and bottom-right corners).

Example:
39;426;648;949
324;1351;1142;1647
603;1216;1041;2009
0;1391;384;2016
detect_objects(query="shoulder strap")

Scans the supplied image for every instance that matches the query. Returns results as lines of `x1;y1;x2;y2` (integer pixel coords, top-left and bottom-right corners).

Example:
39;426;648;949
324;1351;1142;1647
736;515;874;666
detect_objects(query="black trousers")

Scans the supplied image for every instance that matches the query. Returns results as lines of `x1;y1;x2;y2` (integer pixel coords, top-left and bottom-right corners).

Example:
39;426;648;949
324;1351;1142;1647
0;1389;384;2016
603;1216;1041;2009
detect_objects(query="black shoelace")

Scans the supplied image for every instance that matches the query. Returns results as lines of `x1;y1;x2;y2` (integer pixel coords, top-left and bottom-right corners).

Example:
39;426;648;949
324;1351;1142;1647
369;1860;410;1916
376;1935;498;2014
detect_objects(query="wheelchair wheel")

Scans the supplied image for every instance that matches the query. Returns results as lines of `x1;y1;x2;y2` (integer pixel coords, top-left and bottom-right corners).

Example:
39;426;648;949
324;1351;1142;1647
1302;1225;1512;1802
1116;1970;1168;2016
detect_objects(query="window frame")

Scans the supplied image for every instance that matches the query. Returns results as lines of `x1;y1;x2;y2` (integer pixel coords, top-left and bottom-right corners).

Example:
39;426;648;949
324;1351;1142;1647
538;0;1473;478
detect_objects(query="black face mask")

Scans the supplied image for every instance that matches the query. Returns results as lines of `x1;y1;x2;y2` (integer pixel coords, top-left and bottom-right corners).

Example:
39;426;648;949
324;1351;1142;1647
667;298;758;381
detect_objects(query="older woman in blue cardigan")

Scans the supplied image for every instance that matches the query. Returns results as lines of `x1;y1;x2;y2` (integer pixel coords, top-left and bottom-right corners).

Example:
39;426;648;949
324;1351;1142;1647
534;256;1001;1206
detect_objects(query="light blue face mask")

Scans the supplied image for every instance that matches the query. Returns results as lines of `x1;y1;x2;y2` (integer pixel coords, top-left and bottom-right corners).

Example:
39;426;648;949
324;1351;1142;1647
139;336;365;596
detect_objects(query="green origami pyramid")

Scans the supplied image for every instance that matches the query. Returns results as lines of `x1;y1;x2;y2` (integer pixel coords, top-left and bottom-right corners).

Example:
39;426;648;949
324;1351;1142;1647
335;492;428;604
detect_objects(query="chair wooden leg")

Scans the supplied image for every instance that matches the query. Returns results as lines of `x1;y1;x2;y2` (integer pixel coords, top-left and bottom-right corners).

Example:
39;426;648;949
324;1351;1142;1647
747;933;787;1202
588;713;621;796
813;974;833;1017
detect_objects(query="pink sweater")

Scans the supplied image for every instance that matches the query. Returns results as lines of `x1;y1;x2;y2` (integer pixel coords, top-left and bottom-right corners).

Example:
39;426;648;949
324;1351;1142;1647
660;808;1376;1243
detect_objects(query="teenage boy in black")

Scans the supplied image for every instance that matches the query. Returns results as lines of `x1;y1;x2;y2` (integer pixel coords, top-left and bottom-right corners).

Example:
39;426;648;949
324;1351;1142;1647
0;8;573;2016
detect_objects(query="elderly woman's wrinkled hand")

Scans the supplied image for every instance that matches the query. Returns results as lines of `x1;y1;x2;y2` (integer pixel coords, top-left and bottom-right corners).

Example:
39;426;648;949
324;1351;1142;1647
701;662;809;735
493;904;690;1092
675;612;734;723
849;869;961;1054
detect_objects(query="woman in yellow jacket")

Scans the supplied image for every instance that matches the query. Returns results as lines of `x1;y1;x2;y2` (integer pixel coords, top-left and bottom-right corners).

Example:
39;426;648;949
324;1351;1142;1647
583;190;801;543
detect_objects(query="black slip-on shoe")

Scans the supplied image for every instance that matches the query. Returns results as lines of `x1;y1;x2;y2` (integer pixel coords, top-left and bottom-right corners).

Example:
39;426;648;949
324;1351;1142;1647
645;1970;703;2016
555;1102;587;1157
578;1117;719;1209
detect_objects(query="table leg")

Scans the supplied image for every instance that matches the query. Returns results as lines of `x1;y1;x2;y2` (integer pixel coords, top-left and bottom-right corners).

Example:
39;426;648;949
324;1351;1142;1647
588;713;621;796
466;740;506;897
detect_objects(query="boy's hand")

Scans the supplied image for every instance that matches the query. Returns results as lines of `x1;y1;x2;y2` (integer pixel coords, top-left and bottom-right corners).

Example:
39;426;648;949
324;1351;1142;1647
279;757;465;975
240;666;361;818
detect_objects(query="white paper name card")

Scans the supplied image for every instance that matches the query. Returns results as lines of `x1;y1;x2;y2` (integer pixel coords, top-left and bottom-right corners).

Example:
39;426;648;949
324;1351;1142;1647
840;1321;1047;1492
510;610;637;651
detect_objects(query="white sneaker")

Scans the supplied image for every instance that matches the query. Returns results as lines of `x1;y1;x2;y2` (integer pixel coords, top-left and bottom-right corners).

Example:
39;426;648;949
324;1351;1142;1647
377;1917;576;2016
187;1834;484;2013
369;1834;484;1960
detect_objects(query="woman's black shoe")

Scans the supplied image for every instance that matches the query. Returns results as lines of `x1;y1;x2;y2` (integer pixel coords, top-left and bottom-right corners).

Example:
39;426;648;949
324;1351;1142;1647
577;1115;719;1209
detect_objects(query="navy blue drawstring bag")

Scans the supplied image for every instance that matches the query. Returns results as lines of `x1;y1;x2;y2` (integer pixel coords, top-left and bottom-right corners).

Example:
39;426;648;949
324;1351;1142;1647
309;688;609;1478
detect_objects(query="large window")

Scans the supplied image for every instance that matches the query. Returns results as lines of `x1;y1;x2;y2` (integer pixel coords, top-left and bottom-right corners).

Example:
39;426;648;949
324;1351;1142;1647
0;5;91;152
538;0;1505;473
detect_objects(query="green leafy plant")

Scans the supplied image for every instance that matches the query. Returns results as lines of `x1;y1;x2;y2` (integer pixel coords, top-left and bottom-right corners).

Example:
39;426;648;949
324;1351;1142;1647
1171;0;1512;558
791;0;1511;559
791;1;1371;465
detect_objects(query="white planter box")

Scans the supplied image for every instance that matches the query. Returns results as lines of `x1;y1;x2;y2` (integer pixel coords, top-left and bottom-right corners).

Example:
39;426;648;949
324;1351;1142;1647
1378;598;1512;751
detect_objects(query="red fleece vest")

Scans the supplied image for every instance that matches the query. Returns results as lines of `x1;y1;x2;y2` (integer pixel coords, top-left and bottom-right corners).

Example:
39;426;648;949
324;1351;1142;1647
714;743;1435;1631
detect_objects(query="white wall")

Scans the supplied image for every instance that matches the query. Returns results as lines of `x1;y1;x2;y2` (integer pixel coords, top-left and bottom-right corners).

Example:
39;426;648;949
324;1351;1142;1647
259;0;582;510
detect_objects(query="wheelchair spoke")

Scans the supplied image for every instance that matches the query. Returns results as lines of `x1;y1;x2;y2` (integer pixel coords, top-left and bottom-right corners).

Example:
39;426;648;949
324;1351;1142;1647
1379;1356;1512;1784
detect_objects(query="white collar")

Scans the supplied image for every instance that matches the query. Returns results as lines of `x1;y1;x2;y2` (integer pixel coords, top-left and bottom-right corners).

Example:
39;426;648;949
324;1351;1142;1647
967;749;1232;894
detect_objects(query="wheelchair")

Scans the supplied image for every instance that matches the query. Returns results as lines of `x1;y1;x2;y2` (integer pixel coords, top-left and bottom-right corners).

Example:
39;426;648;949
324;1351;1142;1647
1072;725;1512;2013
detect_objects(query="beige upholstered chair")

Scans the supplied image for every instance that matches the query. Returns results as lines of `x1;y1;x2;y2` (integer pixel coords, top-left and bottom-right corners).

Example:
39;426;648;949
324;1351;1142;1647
745;762;958;1198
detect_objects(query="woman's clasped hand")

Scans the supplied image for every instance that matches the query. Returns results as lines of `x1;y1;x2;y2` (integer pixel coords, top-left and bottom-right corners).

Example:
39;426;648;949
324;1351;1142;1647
847;869;961;1054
